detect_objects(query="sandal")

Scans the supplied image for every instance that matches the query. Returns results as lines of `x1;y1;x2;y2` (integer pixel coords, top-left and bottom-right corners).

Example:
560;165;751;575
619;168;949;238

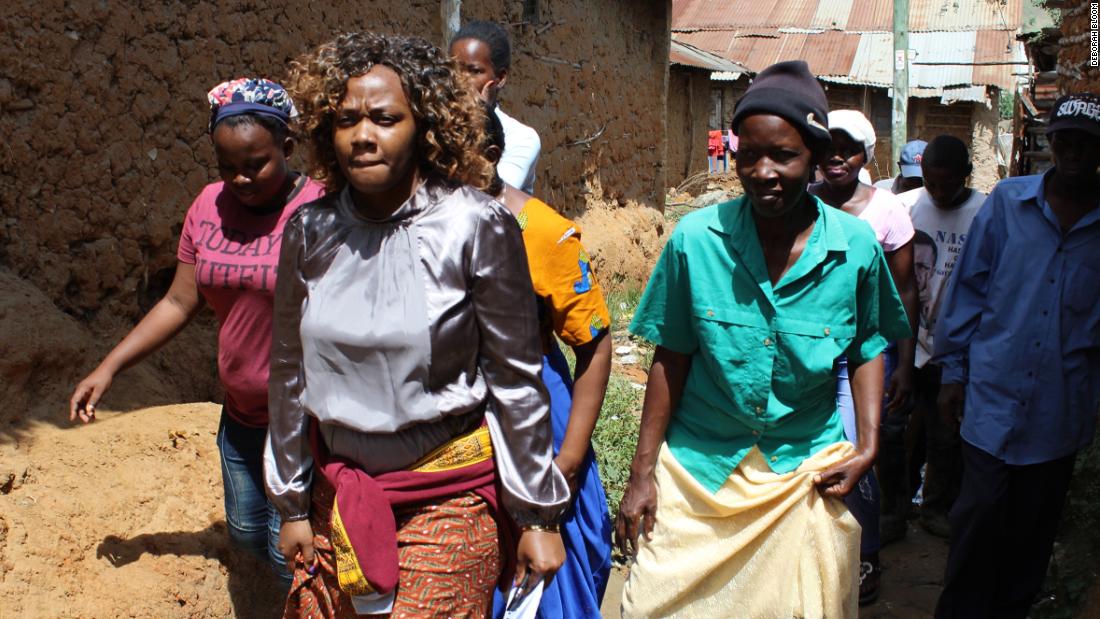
859;553;880;606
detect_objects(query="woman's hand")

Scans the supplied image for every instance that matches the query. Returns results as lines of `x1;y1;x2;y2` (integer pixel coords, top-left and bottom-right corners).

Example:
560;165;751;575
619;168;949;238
614;470;658;558
478;79;499;103
885;364;914;414
279;519;315;568
612;347;687;560
66;261;204;426
515;529;565;585
554;451;583;496
815;451;874;498
70;367;115;423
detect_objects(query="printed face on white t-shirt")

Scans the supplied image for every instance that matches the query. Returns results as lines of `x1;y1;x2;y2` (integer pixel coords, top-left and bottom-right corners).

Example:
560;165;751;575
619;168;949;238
912;230;937;329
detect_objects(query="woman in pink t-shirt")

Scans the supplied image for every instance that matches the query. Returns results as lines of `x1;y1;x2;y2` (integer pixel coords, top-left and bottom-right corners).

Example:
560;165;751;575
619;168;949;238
809;110;918;605
69;79;323;587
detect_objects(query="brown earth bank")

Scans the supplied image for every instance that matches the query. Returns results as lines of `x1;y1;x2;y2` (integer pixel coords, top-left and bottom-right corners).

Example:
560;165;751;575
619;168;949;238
0;403;284;619
0;265;222;445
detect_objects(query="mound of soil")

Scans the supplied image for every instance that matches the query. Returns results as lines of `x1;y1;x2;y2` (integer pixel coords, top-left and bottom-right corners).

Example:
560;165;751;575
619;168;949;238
0;266;221;439
0;403;283;618
576;202;668;292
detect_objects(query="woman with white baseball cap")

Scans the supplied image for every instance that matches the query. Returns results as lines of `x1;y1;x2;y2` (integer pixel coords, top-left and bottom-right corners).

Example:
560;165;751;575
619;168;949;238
810;108;919;605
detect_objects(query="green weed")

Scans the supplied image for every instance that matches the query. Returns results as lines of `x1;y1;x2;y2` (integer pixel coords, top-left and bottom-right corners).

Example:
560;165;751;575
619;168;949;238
605;287;643;329
550;287;646;524
591;374;643;517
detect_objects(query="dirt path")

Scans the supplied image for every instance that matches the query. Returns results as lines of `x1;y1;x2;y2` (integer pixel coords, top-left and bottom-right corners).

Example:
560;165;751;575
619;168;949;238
0;403;283;618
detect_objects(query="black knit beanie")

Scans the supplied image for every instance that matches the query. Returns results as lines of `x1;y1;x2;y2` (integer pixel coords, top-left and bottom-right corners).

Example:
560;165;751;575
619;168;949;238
731;60;831;154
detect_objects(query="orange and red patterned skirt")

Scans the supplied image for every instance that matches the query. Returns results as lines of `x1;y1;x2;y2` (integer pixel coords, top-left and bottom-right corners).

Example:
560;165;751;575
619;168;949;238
284;473;502;619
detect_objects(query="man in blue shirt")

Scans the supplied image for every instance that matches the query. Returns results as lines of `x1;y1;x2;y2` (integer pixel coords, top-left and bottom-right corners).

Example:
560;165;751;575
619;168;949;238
933;93;1100;618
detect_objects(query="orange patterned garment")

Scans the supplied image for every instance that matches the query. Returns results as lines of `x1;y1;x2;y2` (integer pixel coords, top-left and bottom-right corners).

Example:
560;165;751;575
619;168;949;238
284;477;501;619
516;198;612;355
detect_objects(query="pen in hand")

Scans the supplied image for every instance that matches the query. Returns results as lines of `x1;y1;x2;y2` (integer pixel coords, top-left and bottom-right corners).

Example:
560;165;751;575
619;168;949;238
507;572;532;612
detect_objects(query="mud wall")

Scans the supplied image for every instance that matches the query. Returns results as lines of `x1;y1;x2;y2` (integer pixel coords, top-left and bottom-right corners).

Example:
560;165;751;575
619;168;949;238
666;67;711;186
0;0;671;419
821;83;895;181
1055;0;1100;94
463;0;671;216
909;98;1002;194
967;96;1002;194
716;79;749;132
909;99;976;151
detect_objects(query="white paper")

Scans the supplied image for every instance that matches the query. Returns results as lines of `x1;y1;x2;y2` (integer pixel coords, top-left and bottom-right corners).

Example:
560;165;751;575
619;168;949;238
351;590;396;615
503;578;544;619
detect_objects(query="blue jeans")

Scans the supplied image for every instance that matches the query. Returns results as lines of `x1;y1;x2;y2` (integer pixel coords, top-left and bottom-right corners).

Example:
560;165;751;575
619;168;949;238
216;410;291;586
836;347;897;555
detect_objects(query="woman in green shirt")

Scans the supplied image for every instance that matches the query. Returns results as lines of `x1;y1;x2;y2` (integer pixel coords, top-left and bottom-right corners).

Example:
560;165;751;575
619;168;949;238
615;61;909;617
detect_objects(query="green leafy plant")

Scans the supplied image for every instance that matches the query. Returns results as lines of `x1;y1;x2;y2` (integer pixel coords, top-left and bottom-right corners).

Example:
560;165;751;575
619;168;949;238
999;90;1016;121
591;374;642;517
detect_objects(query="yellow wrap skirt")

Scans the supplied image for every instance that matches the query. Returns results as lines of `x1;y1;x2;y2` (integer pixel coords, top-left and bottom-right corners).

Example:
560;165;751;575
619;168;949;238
621;442;860;619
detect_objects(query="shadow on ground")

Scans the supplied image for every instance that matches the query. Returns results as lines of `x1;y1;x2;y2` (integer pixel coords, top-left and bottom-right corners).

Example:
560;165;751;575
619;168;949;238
97;522;284;619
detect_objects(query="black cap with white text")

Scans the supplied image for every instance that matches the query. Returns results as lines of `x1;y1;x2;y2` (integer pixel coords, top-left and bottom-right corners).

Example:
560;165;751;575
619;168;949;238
1047;93;1100;138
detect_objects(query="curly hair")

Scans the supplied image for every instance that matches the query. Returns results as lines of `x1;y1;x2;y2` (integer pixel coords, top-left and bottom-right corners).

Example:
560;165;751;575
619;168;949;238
286;31;496;194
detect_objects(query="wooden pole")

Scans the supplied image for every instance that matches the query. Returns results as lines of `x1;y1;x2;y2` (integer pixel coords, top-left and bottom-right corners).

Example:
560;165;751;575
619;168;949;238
892;0;909;176
441;0;462;46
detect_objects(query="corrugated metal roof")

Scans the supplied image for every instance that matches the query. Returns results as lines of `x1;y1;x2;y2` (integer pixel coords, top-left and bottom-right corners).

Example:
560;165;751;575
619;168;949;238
672;30;732;57
850;30;1025;91
848;32;894;85
802;30;862;77
972;29;1023;85
809;0;855;30
909;31;979;89
841;0;895;32
724;33;785;69
839;0;1019;32
674;0;1022;32
674;30;860;78
670;39;749;73
711;71;747;81
939;85;991;103
674;0;830;30
909;0;1021;31
671;0;1028;94
675;29;1026;92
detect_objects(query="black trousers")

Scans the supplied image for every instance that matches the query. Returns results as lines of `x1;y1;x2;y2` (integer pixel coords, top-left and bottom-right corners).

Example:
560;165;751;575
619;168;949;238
913;364;962;516
935;440;1076;619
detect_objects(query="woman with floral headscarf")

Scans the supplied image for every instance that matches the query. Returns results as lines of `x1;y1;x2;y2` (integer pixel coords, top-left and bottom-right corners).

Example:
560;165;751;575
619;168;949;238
70;78;324;586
